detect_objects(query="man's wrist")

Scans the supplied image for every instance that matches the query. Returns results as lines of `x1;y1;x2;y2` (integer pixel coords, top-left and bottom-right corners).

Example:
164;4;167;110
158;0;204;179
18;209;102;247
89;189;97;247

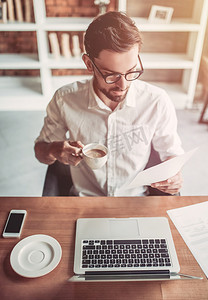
48;142;57;164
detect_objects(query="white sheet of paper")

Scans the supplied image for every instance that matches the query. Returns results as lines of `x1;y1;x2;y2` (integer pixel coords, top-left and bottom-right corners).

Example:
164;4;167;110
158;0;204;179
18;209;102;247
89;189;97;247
167;201;208;278
123;147;198;189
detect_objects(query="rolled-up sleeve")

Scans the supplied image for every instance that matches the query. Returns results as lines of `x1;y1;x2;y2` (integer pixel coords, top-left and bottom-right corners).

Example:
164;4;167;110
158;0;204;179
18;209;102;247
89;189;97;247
35;90;68;144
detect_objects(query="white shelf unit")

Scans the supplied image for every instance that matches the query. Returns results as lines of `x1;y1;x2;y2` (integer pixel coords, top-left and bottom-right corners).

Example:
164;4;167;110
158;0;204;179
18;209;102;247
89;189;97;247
118;0;208;109
0;0;91;110
0;0;207;110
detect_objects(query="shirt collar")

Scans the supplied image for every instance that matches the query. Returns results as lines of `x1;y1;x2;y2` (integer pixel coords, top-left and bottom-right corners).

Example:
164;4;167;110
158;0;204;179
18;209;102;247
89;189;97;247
88;78;111;111
124;82;136;108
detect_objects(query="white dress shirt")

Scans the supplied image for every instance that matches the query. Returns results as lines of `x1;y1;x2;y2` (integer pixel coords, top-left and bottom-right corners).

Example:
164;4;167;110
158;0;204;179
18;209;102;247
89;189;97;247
36;78;184;196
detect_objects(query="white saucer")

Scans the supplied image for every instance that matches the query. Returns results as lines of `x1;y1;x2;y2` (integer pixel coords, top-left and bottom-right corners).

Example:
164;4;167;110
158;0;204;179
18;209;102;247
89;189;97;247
10;234;62;278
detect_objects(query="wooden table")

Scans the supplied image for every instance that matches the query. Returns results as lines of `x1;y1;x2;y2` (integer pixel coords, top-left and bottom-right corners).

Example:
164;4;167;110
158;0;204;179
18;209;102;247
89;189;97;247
0;196;208;300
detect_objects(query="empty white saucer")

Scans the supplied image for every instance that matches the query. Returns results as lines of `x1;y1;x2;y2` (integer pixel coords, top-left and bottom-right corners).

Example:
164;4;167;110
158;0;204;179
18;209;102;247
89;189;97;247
10;234;62;278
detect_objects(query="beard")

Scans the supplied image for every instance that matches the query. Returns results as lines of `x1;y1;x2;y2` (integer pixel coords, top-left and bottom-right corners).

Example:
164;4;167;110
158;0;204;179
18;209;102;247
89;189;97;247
94;76;129;103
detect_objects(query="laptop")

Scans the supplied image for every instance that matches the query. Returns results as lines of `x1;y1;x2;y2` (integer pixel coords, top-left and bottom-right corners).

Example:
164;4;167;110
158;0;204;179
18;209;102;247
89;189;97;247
69;217;201;282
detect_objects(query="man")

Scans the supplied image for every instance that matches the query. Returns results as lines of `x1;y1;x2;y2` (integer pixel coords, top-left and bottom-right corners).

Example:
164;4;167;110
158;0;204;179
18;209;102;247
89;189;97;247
35;11;184;197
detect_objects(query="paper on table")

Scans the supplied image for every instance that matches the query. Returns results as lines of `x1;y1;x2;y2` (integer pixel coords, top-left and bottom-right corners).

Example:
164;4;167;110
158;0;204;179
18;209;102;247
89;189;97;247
167;201;208;278
123;147;198;189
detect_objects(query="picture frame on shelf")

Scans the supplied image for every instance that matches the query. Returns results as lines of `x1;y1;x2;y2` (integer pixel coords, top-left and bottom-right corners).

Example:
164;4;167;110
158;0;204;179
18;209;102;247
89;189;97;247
148;5;174;24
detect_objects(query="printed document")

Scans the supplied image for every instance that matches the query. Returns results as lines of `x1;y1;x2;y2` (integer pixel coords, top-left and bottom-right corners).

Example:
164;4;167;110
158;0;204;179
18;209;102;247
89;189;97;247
167;201;208;278
123;147;198;189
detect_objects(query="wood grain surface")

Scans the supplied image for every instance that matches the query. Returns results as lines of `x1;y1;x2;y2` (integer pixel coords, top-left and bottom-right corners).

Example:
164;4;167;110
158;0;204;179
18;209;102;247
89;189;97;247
0;196;207;300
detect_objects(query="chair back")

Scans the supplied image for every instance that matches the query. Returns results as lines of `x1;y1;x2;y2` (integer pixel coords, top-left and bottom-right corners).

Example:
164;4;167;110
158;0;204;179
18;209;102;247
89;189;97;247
201;56;208;93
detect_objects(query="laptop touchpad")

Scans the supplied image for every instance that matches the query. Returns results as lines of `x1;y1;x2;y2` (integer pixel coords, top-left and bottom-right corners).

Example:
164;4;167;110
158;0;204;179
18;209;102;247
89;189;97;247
109;219;140;238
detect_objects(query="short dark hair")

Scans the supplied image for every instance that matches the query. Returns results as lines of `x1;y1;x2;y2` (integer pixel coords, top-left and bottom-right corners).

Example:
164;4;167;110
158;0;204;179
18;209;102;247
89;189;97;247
84;11;142;58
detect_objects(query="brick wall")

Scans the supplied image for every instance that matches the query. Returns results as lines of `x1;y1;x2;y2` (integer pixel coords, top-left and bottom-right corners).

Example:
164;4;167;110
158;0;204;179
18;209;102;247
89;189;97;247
45;0;116;17
0;0;117;76
0;31;38;54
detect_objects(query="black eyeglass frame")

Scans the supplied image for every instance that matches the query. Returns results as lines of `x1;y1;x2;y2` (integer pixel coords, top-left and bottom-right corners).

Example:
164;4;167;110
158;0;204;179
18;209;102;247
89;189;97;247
88;54;144;84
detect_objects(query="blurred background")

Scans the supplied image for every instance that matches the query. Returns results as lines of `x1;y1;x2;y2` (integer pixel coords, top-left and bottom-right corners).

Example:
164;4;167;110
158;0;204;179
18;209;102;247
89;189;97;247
0;0;208;196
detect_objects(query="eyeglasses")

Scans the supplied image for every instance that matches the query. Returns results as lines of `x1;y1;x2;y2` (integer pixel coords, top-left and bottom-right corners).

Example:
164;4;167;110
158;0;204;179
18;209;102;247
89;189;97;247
88;54;144;84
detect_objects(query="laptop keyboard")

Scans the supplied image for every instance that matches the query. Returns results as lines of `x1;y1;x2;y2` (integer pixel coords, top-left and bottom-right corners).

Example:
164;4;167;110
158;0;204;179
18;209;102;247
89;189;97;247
81;239;171;269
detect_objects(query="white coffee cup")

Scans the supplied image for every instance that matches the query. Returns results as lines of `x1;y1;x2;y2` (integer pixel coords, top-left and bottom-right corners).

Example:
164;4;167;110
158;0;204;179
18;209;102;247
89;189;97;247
82;143;108;169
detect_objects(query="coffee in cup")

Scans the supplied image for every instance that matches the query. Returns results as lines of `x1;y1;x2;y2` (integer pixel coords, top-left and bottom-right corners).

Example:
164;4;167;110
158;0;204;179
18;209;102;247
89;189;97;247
82;143;108;169
85;149;106;158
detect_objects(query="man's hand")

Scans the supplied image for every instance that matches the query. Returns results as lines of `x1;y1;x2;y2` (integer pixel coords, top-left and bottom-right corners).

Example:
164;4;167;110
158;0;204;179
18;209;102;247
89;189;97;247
50;141;84;166
34;140;84;166
150;171;183;195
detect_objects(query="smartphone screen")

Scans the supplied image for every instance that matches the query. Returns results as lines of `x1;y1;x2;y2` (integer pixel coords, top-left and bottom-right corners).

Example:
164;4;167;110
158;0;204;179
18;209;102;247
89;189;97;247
4;213;25;233
3;210;27;237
